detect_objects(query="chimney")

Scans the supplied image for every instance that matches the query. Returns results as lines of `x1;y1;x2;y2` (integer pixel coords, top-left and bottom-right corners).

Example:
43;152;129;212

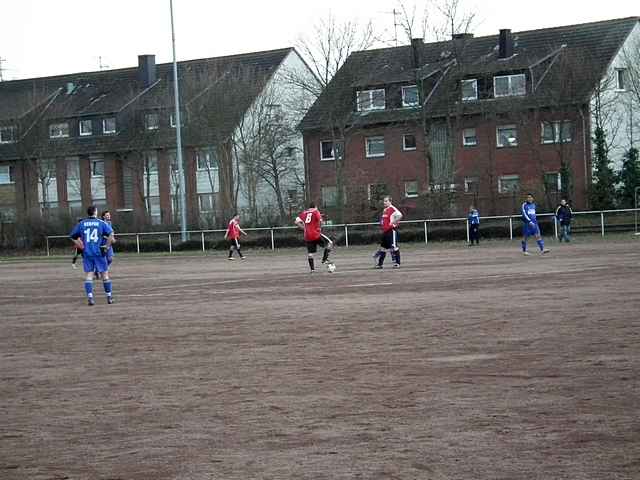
411;38;423;69
498;29;513;59
452;33;474;41
138;54;157;88
452;33;474;53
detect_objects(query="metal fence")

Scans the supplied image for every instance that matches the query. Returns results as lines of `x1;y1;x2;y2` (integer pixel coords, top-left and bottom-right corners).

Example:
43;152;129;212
45;208;640;256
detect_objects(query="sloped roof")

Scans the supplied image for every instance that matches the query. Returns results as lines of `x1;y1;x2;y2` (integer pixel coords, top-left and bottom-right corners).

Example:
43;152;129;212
0;48;292;156
300;16;639;130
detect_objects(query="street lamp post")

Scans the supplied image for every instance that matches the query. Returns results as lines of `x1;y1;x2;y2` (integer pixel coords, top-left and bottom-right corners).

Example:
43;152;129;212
169;0;188;242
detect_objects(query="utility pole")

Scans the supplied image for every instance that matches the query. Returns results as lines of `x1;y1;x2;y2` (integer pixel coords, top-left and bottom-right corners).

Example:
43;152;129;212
169;0;188;242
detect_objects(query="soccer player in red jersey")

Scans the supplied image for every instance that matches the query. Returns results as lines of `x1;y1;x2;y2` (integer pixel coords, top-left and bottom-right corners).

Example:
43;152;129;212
373;196;403;268
295;202;334;273
224;213;247;260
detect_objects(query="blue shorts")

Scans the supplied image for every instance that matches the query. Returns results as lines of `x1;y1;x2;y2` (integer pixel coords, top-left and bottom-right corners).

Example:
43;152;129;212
523;222;540;237
83;255;109;273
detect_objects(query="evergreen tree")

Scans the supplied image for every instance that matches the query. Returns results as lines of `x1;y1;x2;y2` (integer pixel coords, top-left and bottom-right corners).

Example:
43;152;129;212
617;147;639;208
559;161;574;202
589;127;616;209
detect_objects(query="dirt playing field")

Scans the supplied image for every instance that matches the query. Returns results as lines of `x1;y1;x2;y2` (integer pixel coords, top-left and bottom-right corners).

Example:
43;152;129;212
1;238;639;480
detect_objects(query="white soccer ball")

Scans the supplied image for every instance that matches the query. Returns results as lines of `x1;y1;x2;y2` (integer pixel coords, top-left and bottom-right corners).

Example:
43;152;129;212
327;263;336;273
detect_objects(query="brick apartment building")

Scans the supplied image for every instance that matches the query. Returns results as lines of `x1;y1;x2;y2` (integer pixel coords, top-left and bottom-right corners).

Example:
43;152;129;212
0;47;316;243
300;17;640;222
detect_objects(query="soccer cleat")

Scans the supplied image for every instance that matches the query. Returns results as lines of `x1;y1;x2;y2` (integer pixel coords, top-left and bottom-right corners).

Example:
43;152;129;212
240;256;246;260
72;263;77;269
227;257;235;261
522;251;531;256
88;297;95;306
393;263;400;268
540;249;550;255
374;265;383;269
107;296;114;305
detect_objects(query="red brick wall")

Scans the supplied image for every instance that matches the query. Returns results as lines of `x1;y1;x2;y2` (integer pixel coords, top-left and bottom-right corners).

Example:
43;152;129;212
78;155;92;207
157;149;172;223
305;123;426;221
305;110;591;220
104;153;123;211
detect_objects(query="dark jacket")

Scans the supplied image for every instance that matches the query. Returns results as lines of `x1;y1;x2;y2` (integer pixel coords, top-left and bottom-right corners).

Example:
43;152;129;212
555;204;573;224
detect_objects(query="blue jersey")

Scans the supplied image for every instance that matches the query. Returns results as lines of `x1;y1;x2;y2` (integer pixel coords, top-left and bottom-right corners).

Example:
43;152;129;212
521;201;538;225
70;218;113;257
102;220;115;257
468;209;480;225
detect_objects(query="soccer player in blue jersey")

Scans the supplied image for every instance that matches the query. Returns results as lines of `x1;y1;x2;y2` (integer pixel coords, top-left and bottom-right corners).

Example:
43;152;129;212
70;205;116;305
468;205;480;245
101;210;115;269
521;193;549;255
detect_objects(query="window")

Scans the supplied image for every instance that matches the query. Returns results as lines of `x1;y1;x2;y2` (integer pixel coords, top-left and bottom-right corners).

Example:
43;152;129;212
103;117;116;134
321;185;337;207
145;112;159;130
144;153;158;174
146;196;161;223
199;194;215;212
49;122;69;138
462;128;477;146
368;183;388;204
170;112;185;128
320;140;343;161
401;85;419;107
404;180;419;198
616;69;626;91
0;126;17;143
0;206;16;223
356;89;385;111
402;134;416;151
464;177;479;193
365;136;385;158
544;172;561;193
196;149;216;170
541;121;573;144
494;74;526;97
496;125;518;147
0;165;15;184
498;175;520;193
79;119;93;136
461;79;478;101
91;159;104;177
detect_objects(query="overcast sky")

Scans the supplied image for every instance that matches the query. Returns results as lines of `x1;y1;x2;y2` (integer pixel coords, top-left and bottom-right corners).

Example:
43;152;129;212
0;0;637;80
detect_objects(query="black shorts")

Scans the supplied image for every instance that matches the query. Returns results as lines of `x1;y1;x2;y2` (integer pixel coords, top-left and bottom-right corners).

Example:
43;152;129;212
305;235;331;253
380;229;399;250
228;238;240;249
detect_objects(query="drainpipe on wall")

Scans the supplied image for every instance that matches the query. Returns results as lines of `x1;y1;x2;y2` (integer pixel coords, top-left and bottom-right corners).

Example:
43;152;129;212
579;106;589;206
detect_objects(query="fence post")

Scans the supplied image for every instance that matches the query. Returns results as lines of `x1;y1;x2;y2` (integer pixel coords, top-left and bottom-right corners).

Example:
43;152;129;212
509;217;513;240
270;229;275;250
554;217;558;240
466;219;470;244
424;221;428;245
46;236;50;257
344;225;349;248
601;211;605;237
136;234;140;254
201;231;205;252
168;233;172;253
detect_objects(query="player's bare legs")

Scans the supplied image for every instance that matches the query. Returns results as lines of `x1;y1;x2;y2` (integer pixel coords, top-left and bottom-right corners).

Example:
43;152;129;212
100;271;113;304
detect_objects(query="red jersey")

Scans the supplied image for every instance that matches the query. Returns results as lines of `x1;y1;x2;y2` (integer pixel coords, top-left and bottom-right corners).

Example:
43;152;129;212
381;205;401;232
226;218;241;240
298;208;322;241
